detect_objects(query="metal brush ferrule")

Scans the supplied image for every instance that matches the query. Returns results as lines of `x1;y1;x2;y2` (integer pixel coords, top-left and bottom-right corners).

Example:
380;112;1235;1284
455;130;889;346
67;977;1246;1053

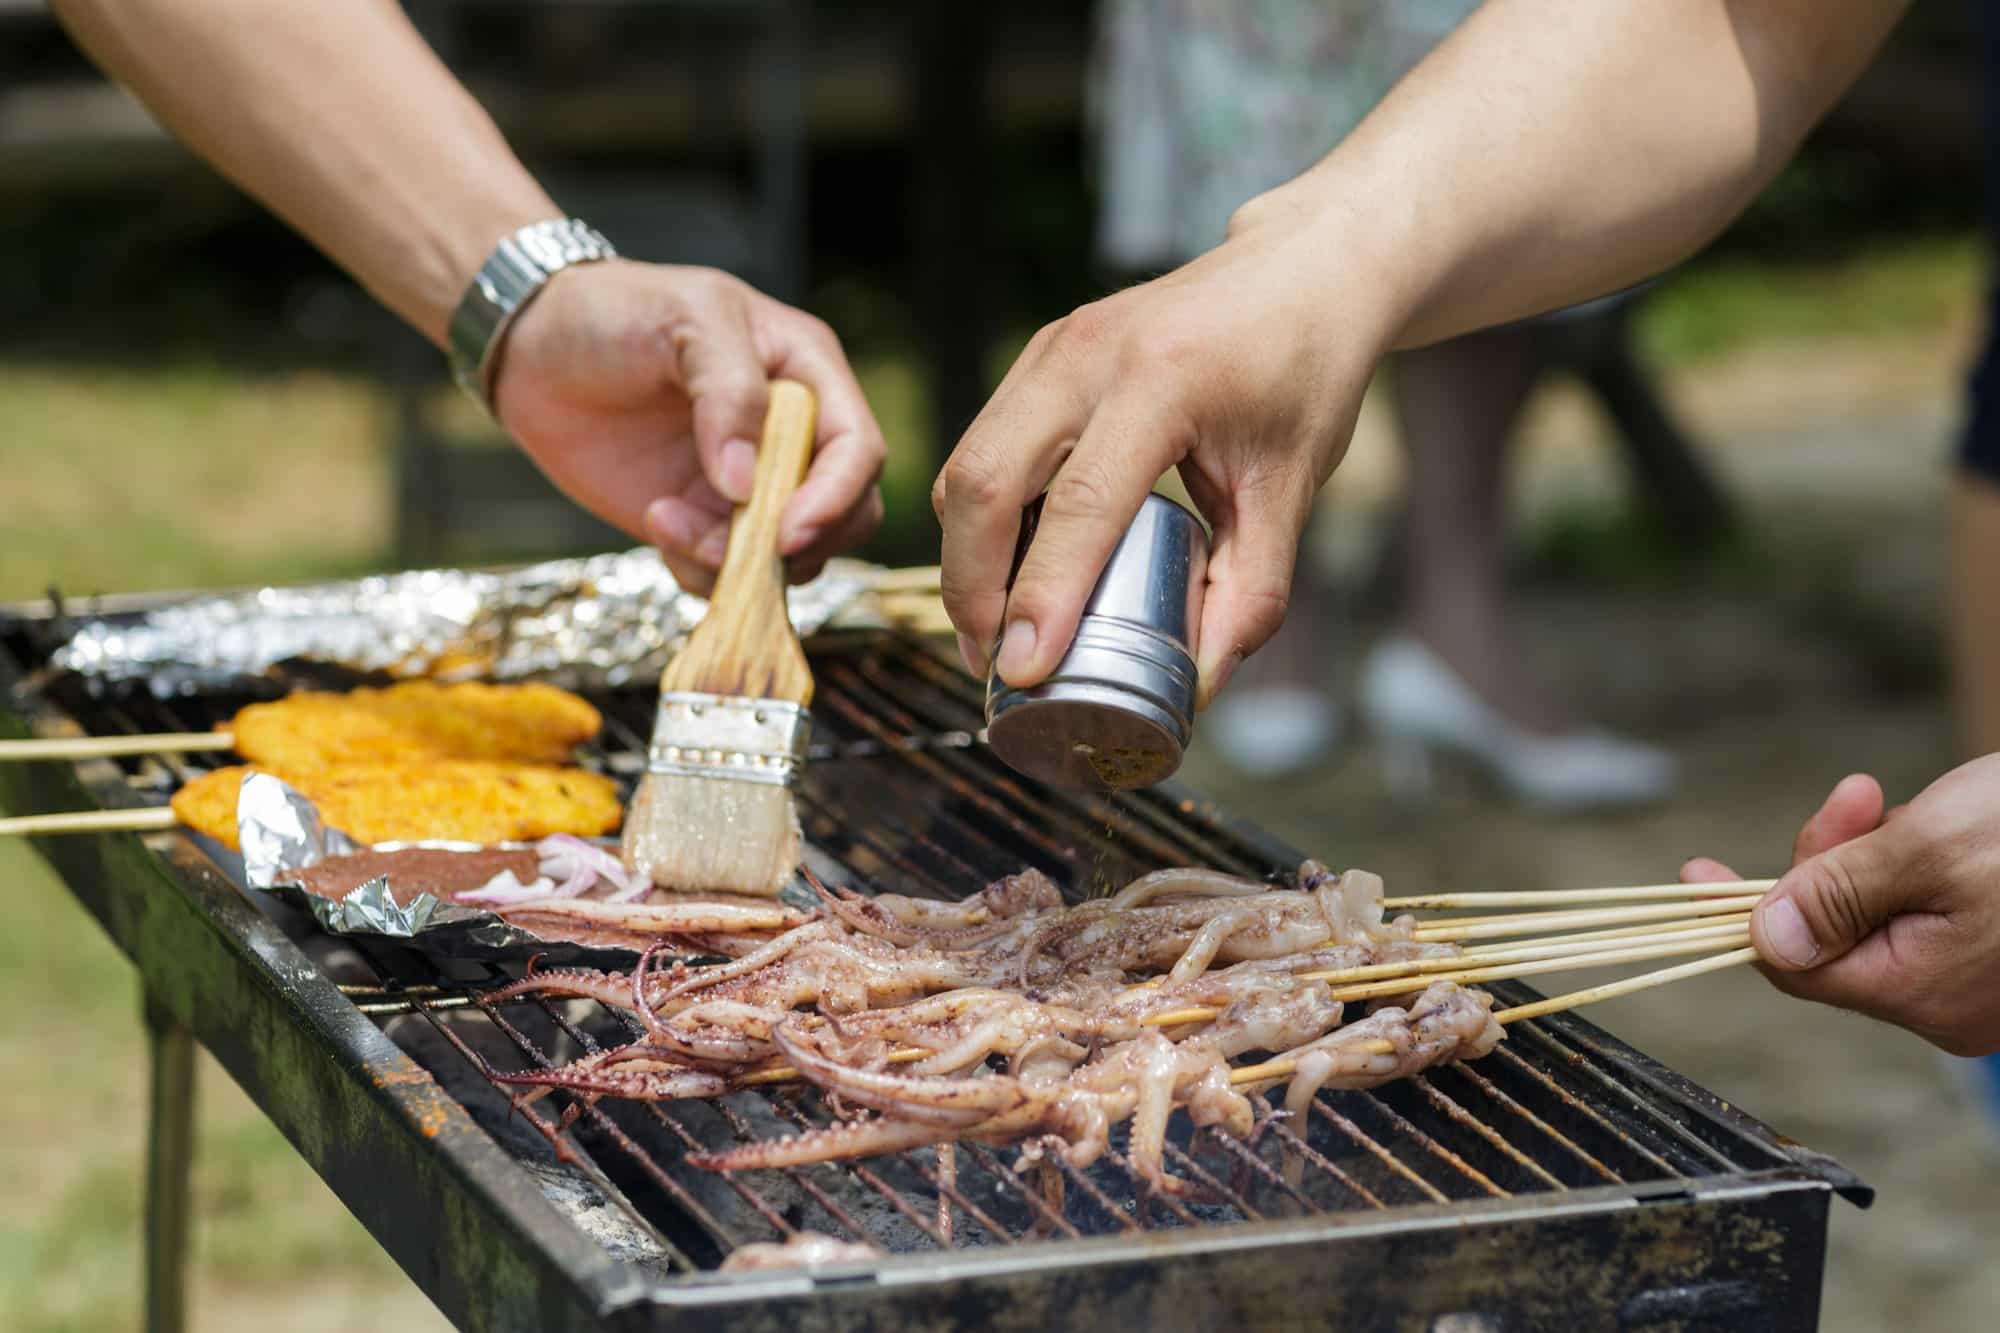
645;692;811;786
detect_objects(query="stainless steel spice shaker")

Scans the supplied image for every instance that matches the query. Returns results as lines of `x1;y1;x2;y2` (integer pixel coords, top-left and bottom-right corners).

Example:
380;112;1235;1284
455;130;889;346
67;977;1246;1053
985;493;1208;789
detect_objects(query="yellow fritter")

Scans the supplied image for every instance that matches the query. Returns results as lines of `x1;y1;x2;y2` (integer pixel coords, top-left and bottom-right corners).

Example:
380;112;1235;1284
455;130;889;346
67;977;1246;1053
172;761;622;851
226;681;601;770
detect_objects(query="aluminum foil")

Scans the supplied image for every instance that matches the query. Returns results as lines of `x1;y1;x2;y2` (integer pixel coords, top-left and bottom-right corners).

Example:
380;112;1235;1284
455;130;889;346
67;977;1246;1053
235;771;813;967
52;549;878;695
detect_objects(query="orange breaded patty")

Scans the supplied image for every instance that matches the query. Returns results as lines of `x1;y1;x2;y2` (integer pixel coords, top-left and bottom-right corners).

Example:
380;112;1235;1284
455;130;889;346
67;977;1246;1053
171;761;622;850
225;681;601;770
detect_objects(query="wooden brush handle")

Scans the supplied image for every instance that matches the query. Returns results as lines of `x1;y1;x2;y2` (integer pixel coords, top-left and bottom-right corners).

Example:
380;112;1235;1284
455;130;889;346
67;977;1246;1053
708;380;817;611
661;380;818;701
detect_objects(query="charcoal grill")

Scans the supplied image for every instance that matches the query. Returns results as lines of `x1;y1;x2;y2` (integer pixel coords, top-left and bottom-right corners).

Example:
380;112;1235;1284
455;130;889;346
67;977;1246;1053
0;591;1869;1331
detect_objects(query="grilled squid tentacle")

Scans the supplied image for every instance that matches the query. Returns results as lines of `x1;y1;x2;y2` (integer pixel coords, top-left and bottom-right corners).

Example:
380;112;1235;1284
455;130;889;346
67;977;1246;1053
1165;907;1258;984
1123;1032;1185;1193
660;920;840;1001
772;1023;1029;1129
692;1116;954;1172
1110;867;1272;910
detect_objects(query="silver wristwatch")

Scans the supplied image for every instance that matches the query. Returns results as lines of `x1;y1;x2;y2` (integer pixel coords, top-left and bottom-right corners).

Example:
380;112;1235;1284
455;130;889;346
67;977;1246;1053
447;217;617;411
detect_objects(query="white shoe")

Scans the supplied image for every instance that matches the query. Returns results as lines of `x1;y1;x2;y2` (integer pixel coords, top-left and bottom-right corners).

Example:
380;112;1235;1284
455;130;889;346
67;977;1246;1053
1204;686;1342;779
1358;636;1675;810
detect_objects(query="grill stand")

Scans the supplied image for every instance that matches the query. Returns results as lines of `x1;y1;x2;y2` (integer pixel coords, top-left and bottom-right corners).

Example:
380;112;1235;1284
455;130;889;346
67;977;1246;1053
142;991;195;1333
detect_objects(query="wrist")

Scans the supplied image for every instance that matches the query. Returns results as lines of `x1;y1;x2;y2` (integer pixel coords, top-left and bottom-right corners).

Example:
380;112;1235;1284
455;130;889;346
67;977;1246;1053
1231;175;1416;367
447;217;619;412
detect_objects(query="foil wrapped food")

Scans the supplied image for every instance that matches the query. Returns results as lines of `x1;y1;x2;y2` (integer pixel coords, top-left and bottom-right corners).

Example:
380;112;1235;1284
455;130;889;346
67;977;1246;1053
52;549;879;695
235;771;815;967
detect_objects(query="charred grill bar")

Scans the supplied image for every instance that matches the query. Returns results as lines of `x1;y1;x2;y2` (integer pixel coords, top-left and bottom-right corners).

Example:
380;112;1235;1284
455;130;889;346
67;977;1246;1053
0;598;1869;1331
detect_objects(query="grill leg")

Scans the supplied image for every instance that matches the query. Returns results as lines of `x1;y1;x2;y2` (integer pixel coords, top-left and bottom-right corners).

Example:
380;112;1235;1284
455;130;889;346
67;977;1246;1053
143;991;196;1333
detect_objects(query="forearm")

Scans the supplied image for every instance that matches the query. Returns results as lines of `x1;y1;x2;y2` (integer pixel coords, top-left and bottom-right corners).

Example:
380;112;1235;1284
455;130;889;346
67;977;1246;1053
1251;0;1908;351
51;0;556;345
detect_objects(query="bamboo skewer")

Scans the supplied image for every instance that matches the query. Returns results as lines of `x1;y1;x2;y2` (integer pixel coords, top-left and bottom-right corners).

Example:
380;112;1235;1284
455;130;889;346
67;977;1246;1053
1117;910;1755;1000
1411;895;1763;943
1323;917;1752;980
737;1044;932;1088
0;807;178;836
1488;947;1758;1022
1461;911;1752;954
1140;925;1754;1028
862;565;942;594
0;733;235;762
1384;879;1774;911
1320;929;1750;1004
1227;946;1759;1088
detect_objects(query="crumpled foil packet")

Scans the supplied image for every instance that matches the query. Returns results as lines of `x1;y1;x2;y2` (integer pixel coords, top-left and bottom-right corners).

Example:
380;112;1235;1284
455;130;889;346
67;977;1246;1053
236;771;814;967
52;549;879;695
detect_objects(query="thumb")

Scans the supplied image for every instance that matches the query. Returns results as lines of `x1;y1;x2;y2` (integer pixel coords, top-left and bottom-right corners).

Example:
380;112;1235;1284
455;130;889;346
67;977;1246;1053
673;284;771;506
1752;826;1913;972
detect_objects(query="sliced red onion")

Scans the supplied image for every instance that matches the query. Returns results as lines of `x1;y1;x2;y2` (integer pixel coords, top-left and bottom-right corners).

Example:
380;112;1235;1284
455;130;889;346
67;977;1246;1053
537;834;641;901
457;869;558;905
459;837;640;907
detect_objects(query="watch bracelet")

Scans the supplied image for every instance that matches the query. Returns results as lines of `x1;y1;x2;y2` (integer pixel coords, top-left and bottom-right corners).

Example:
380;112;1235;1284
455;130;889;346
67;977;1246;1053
447;217;617;411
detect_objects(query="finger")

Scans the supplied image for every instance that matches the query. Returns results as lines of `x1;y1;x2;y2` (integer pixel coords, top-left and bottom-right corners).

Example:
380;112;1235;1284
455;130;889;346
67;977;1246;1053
936;332;1088;668
1679;857;1742;884
785;489;884;583
644;494;732;594
1750;825;1916;972
650;536;719;598
673;277;769;504
991;395;1183;686
1792;773;1886;864
768;327;888;555
1182;464;1312;708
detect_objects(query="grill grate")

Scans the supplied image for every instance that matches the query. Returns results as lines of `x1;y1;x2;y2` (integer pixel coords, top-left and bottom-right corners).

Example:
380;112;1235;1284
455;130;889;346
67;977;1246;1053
10;623;1841;1277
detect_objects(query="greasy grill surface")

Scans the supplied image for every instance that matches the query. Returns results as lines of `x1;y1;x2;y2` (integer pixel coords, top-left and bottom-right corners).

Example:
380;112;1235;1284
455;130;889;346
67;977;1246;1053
8;624;1830;1276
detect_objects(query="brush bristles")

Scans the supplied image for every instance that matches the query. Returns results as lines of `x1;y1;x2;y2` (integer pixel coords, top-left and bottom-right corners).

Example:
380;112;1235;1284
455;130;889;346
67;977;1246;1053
623;774;801;898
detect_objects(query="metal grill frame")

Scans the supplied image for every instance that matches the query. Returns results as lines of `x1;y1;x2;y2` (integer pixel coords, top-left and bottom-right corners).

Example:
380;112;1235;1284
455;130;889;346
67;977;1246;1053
0;593;1869;1331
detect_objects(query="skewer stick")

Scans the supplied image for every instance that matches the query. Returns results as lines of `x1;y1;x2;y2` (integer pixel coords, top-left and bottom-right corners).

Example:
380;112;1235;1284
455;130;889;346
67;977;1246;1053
1142;925;1753;1028
1490;947;1759;1024
863;565;942;594
1116;911;1754;1001
736;1044;932;1088
1411;895;1763;943
1385;879;1773;912
1321;929;1749;1004
1460;911;1751;955
0;807;178;836
0;733;234;762
1311;918;1754;984
1228;946;1760;1087
1228;1042;1395;1087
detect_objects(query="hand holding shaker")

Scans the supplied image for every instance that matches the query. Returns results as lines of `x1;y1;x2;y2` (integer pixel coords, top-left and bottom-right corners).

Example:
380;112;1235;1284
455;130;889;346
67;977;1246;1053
984;494;1209;790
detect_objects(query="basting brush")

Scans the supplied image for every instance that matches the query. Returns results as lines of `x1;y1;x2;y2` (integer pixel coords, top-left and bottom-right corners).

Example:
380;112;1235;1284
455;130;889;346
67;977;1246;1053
622;379;818;897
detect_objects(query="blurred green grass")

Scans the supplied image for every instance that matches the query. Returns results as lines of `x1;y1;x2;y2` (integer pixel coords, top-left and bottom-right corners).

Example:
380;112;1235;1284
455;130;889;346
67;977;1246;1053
0;230;1984;1329
1640;232;1982;368
0;837;432;1332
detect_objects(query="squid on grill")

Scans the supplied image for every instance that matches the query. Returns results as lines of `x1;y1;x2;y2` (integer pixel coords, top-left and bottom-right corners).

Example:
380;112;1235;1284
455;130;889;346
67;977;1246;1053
689;982;1500;1191
479;861;1499;1192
